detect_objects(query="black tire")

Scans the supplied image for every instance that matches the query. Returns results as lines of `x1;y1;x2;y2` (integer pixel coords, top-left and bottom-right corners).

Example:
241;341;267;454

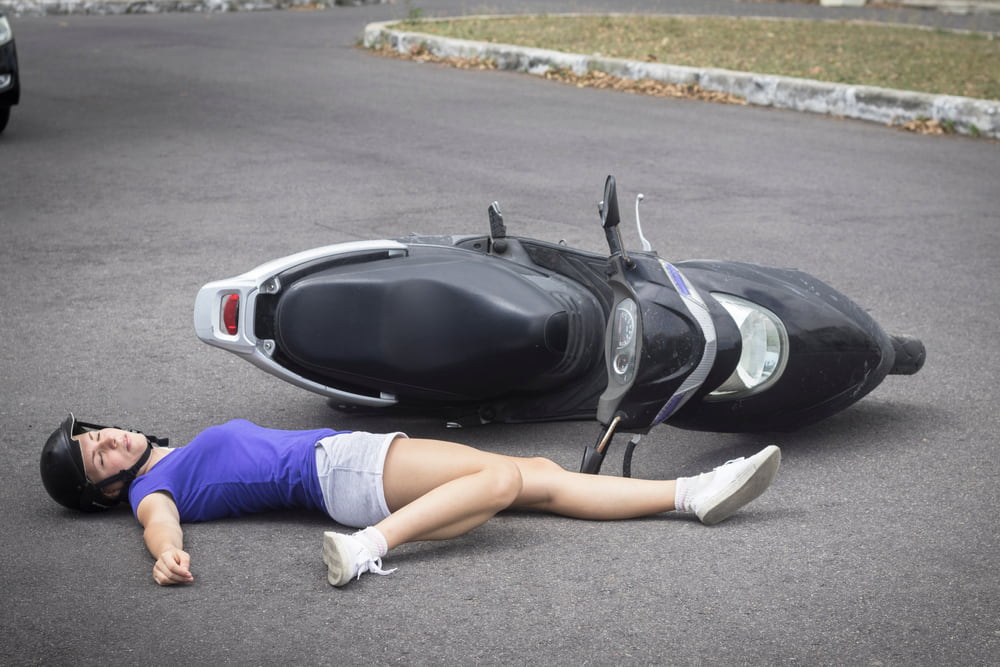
0;106;9;134
889;334;925;375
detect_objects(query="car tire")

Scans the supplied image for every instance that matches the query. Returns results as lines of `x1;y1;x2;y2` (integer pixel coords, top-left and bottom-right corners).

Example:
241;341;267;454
0;106;9;134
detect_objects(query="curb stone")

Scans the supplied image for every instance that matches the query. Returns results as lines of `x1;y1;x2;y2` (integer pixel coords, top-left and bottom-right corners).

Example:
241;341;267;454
901;0;1000;14
363;17;1000;140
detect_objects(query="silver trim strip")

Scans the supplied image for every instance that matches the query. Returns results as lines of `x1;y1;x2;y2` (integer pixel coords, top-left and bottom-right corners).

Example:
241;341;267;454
652;260;718;424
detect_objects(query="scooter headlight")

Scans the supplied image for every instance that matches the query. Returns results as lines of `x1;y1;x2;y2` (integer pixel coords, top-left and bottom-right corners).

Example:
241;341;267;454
0;16;12;46
610;298;639;385
707;293;788;399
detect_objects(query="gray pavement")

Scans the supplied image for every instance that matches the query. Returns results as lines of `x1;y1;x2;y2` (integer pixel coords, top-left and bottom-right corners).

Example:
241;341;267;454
4;0;999;138
1;1;998;666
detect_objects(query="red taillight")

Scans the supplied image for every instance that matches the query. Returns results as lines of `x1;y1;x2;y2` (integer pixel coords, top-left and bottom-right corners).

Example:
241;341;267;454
222;294;239;335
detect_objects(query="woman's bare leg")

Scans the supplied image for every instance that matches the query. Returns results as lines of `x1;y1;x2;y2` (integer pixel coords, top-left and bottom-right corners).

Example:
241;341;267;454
510;456;677;519
376;438;678;550
376;438;524;549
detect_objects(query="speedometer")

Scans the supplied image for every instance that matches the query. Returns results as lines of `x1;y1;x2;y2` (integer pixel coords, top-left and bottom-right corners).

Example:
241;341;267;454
614;304;636;349
610;299;639;385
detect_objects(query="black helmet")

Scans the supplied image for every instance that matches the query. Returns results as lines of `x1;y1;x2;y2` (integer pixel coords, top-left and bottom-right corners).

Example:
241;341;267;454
39;413;164;513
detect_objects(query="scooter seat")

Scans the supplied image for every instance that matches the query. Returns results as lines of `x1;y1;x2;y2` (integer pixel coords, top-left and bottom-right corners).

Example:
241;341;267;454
273;248;591;401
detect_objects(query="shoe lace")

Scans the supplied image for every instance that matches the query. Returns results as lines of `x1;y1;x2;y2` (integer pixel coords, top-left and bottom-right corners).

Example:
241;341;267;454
356;554;397;581
717;456;745;470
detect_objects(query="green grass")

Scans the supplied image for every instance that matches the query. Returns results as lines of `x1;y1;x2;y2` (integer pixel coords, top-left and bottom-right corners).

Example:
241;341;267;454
399;15;1000;101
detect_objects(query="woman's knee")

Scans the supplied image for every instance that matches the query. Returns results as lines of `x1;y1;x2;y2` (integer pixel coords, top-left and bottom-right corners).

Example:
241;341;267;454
483;458;523;509
510;456;565;509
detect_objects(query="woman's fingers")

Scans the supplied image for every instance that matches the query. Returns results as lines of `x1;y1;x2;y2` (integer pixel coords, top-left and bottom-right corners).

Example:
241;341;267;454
153;549;194;586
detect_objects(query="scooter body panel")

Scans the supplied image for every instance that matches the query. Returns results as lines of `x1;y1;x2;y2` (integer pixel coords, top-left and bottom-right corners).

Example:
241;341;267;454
670;260;896;432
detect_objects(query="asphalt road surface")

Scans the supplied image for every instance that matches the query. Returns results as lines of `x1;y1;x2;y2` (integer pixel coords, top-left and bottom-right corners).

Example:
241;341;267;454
2;1;997;664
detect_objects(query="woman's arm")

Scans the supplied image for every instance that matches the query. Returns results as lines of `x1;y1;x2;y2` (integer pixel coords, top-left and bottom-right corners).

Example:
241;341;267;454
136;491;194;586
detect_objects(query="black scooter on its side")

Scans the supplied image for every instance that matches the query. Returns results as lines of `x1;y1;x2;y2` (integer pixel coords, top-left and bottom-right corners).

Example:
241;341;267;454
194;176;924;475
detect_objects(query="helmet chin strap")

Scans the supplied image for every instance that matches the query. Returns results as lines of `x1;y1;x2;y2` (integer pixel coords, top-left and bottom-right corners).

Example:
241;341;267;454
93;434;163;502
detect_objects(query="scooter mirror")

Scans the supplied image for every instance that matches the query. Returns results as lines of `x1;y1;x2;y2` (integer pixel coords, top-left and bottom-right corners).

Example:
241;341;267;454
601;175;631;265
601;175;621;229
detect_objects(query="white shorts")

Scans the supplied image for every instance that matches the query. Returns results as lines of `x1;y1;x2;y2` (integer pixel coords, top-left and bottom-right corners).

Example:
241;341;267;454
314;431;406;528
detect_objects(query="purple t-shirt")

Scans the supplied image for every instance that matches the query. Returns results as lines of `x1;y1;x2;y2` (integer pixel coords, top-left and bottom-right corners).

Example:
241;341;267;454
128;419;343;522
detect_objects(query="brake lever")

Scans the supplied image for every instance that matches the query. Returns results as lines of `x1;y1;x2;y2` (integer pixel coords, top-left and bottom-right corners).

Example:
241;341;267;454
634;193;652;252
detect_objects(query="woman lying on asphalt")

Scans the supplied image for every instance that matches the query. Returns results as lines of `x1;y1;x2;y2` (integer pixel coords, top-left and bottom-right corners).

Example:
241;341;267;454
40;415;780;587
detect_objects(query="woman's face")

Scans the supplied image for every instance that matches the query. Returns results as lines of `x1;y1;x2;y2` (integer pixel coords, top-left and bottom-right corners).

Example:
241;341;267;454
73;428;150;494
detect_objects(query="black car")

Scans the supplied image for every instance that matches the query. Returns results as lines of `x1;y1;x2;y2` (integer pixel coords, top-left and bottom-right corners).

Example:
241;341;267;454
0;13;20;134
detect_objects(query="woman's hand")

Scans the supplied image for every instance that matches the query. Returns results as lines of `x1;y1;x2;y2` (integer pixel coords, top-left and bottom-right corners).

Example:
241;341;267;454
153;547;194;586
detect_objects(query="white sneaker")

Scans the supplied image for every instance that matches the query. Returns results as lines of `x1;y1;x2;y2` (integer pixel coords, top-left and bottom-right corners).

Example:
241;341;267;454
322;531;396;587
677;445;781;525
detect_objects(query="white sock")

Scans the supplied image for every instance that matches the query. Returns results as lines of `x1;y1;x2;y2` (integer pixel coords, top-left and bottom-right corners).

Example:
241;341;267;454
352;526;389;559
675;477;692;513
674;472;709;514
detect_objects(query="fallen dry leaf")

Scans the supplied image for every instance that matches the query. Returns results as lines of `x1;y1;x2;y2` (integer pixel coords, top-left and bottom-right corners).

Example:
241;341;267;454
896;117;953;135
